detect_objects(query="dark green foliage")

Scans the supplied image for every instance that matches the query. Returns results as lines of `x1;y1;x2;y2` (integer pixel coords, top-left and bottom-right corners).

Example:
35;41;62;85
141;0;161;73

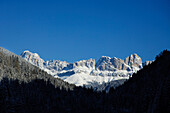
0;48;170;113
0;78;107;113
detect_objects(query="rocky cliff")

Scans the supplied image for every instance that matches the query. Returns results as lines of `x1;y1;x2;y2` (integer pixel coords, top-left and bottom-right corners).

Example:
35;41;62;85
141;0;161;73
21;50;151;86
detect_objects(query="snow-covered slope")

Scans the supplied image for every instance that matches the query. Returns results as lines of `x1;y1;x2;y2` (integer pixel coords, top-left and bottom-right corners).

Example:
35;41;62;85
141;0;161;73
21;50;147;87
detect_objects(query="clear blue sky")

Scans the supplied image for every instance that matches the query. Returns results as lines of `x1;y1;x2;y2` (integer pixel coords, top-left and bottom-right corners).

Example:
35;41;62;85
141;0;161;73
0;0;169;62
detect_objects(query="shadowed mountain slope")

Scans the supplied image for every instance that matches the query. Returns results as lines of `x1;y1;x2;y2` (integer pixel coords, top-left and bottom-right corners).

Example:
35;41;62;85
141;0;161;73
109;50;170;113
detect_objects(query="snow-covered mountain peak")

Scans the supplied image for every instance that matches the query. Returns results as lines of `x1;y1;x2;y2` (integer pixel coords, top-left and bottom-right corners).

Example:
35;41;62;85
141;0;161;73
95;53;143;72
95;56;112;69
20;50;151;87
124;53;142;70
128;53;142;61
21;50;41;59
21;50;44;68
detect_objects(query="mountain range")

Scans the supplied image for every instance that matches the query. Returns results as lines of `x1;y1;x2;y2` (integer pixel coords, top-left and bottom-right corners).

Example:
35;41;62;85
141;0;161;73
21;50;152;87
0;47;169;113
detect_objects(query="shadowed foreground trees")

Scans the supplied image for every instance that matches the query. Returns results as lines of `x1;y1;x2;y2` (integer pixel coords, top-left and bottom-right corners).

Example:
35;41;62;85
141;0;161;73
0;78;106;113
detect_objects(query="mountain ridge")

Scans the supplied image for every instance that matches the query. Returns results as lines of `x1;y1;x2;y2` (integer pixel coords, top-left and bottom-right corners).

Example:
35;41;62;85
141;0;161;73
21;50;152;87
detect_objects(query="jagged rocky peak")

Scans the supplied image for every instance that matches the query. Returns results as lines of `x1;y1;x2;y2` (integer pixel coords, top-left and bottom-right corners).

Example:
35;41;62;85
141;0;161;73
111;57;131;71
21;50;44;68
20;50;145;73
21;50;96;72
96;53;143;71
96;56;131;71
44;60;69;71
95;56;111;66
44;58;95;71
124;53;143;69
99;56;111;62
21;50;40;58
73;58;95;68
95;56;114;71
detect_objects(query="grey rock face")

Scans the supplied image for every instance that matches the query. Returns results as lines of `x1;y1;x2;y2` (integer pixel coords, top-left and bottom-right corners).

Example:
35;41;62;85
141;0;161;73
73;58;95;69
45;60;69;71
96;54;143;72
21;51;146;73
124;53;143;69
95;56;115;71
21;51;44;68
111;57;130;70
21;51;95;73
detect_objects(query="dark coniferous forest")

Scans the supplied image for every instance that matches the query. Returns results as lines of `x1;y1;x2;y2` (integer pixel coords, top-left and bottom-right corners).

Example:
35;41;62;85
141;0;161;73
0;47;169;113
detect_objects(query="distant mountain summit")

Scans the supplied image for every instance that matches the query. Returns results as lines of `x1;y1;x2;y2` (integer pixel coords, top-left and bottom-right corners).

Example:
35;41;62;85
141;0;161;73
21;50;45;68
96;53;143;71
21;50;151;87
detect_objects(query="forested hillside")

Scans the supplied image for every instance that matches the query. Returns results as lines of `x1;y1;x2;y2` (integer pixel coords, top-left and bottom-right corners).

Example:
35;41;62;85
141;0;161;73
0;47;75;90
0;47;169;113
108;50;170;113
